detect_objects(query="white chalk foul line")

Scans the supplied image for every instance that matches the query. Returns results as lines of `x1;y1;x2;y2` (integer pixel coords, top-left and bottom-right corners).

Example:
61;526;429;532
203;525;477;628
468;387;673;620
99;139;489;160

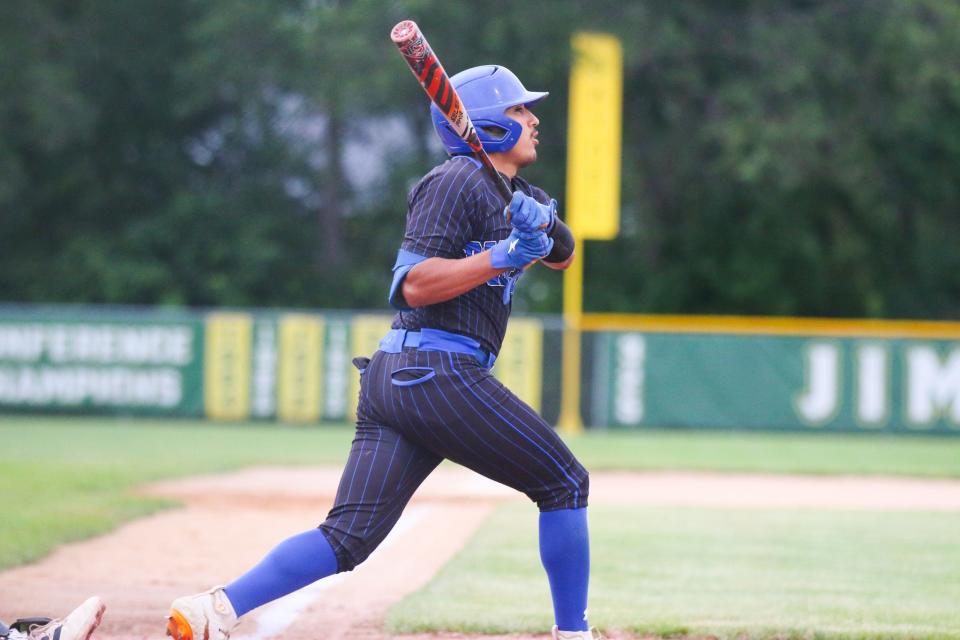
233;504;432;640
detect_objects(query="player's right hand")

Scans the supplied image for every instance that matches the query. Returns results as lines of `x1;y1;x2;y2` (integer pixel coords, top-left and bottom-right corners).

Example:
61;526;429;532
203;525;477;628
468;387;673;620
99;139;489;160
506;191;557;233
490;228;555;270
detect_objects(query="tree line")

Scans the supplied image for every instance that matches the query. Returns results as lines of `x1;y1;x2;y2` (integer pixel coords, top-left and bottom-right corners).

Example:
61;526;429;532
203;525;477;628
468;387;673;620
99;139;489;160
2;0;958;318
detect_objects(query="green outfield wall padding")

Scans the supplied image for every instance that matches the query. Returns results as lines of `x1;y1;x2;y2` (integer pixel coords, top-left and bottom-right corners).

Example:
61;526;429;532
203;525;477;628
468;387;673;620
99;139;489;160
592;331;960;433
0;309;204;415
2;306;958;434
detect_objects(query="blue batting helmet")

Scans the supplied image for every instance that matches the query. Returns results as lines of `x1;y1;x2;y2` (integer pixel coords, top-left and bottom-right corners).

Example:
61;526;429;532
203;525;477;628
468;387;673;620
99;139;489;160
431;65;548;154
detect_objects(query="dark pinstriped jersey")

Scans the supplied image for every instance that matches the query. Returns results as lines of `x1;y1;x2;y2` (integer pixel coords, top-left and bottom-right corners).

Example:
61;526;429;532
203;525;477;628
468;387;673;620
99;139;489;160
391;155;551;356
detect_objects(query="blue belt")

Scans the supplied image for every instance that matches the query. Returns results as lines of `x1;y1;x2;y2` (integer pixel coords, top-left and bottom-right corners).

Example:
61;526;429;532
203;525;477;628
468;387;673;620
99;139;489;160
379;328;497;369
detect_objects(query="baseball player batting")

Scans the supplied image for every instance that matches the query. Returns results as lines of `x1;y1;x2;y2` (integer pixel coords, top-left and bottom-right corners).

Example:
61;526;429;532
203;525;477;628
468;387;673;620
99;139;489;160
164;65;594;640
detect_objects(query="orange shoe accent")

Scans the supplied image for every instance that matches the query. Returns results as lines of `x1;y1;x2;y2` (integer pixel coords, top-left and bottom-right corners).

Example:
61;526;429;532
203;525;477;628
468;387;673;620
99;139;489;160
165;611;196;640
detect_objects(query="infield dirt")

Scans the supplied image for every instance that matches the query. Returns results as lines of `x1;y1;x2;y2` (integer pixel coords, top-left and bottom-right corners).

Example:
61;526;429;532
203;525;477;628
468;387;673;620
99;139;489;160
2;467;958;640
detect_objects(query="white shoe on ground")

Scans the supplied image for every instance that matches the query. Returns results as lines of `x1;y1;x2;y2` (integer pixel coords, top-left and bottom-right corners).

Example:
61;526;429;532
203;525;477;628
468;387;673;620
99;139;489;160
14;596;106;640
166;586;238;640
551;625;604;639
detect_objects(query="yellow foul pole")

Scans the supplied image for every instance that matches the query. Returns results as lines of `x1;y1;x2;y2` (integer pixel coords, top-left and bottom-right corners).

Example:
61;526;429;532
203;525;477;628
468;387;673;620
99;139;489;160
558;241;585;433
557;33;623;435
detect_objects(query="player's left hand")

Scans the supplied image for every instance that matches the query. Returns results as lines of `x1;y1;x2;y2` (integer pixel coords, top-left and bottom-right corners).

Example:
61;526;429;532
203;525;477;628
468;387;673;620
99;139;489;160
489;228;555;270
506;191;557;234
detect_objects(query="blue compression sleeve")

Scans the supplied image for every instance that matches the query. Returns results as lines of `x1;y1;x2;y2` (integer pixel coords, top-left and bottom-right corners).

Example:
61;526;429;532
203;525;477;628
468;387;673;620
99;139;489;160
223;528;338;617
539;507;590;632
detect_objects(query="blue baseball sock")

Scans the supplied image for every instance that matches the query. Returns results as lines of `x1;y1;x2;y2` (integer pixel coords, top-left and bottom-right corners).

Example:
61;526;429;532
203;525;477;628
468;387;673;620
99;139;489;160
223;528;339;617
539;507;590;632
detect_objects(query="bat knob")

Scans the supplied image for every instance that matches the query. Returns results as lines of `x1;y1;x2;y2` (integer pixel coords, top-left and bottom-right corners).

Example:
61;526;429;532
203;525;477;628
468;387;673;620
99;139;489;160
390;20;419;45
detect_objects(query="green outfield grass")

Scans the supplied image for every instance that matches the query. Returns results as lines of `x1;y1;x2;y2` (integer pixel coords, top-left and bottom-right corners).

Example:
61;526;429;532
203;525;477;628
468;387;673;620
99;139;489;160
1;416;354;569
3;415;960;572
3;415;960;640
388;503;960;639
568;429;960;477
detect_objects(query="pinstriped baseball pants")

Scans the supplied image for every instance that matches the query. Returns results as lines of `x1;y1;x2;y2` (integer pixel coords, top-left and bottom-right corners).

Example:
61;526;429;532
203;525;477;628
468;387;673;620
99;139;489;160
318;347;590;572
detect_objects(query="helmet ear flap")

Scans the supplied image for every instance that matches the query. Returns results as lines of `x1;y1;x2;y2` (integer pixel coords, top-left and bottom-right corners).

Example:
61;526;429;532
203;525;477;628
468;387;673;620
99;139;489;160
479;123;508;141
473;117;523;153
433;115;466;153
431;112;524;154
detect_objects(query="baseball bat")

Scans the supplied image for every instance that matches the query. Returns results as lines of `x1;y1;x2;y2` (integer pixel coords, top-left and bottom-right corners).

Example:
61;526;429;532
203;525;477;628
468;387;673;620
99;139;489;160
390;20;513;206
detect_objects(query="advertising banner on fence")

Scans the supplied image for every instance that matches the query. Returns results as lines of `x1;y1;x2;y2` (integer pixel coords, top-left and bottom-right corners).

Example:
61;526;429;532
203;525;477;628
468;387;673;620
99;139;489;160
592;331;960;433
0;311;203;414
0;307;547;424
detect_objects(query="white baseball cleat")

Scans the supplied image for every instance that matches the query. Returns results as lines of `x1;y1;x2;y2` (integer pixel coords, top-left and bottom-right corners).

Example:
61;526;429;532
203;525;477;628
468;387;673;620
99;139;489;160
14;596;106;640
551;625;604;640
166;586;238;640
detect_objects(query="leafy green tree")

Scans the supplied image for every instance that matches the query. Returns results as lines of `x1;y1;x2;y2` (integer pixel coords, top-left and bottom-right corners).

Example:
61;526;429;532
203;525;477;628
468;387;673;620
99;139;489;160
2;0;959;318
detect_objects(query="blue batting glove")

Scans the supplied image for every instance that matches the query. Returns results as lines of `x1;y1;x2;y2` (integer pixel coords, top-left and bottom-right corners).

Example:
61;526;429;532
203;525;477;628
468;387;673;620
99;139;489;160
505;191;557;233
490;228;555;270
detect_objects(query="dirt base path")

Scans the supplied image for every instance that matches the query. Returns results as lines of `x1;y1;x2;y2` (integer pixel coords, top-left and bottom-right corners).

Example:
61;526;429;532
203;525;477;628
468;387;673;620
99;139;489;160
2;467;958;640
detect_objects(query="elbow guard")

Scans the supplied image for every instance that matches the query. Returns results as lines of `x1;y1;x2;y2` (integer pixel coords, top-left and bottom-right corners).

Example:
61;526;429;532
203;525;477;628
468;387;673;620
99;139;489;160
544;217;574;263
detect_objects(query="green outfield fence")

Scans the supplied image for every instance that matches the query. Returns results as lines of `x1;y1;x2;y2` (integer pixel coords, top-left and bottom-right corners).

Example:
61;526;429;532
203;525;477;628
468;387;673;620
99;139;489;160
1;305;959;434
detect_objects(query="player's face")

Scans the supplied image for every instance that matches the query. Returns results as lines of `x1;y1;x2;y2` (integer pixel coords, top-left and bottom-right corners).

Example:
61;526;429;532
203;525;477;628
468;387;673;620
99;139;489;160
503;104;540;168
